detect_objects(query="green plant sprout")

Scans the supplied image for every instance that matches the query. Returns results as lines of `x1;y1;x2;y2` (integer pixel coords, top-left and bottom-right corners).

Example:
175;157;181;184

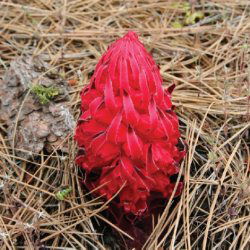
55;186;72;201
171;2;190;12
30;84;60;104
185;11;204;25
171;1;204;28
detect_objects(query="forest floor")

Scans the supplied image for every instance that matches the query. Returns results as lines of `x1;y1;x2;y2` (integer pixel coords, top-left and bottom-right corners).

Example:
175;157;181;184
0;1;249;249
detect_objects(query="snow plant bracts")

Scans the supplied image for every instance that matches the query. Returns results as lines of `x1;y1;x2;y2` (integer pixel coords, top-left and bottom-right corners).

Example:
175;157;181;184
75;31;186;216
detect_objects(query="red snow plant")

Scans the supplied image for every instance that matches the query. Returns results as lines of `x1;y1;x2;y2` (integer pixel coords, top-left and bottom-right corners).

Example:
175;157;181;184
75;31;185;216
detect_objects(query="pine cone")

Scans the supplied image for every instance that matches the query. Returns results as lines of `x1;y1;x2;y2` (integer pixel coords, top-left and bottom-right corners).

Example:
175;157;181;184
0;56;75;159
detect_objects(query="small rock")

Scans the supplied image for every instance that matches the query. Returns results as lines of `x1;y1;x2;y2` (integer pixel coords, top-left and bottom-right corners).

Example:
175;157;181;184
36;123;50;138
47;134;57;142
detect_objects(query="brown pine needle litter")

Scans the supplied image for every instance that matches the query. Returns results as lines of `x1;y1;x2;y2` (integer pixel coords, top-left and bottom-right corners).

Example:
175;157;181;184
0;0;249;249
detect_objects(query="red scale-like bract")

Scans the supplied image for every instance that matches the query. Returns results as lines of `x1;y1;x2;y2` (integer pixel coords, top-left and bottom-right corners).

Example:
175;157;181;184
75;31;185;216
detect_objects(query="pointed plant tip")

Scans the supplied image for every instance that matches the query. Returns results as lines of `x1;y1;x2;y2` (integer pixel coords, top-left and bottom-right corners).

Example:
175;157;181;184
123;30;139;40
